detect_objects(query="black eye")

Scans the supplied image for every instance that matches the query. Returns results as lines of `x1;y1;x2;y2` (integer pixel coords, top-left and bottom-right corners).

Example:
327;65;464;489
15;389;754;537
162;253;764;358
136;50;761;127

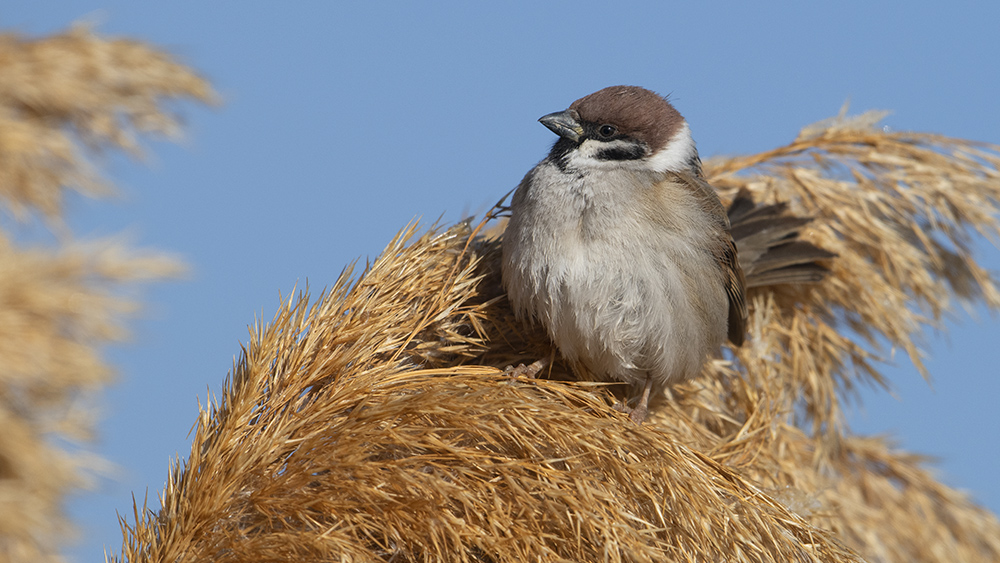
598;124;617;138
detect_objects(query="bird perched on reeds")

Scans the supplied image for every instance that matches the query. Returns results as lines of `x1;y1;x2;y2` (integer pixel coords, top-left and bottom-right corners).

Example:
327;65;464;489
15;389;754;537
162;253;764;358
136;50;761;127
502;86;832;423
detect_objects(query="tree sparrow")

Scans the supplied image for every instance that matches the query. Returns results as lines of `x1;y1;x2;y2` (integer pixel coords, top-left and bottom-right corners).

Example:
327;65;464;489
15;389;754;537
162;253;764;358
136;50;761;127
501;86;830;423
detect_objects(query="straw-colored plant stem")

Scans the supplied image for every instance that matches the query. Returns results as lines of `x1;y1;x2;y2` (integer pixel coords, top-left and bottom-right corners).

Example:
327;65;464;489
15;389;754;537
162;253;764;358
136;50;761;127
115;112;1000;561
0;26;213;563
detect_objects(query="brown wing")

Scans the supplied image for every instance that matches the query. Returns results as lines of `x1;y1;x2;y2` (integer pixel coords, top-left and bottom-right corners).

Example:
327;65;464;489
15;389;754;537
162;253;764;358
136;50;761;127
673;171;748;347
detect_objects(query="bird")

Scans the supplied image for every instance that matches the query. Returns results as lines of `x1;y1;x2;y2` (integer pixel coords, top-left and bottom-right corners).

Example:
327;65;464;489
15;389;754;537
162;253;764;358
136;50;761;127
501;86;832;423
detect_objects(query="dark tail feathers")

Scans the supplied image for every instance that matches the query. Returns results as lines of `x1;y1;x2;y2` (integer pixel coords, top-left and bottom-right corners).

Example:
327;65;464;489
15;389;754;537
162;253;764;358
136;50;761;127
728;189;836;289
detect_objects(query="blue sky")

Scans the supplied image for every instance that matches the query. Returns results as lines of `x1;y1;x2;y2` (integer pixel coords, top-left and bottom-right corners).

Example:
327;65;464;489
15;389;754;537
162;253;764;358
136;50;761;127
7;2;1000;560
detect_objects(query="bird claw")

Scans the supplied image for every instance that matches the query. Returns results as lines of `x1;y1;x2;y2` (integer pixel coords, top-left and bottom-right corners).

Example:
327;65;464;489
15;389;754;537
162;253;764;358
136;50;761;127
502;359;547;379
628;404;648;424
612;401;648;424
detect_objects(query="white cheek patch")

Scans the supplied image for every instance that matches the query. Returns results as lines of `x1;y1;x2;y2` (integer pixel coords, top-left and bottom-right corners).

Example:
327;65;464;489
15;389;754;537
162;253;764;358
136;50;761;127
645;122;697;173
565;138;634;170
564;122;698;173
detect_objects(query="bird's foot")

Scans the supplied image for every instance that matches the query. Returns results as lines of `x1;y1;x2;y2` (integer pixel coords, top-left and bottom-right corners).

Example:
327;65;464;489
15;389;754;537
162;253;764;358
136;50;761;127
612;401;648;424
628;404;648;424
502;358;548;379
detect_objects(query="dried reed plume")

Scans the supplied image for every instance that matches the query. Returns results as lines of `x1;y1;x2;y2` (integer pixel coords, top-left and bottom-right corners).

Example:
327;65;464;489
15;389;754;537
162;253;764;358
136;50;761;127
0;26;213;563
114;107;1000;562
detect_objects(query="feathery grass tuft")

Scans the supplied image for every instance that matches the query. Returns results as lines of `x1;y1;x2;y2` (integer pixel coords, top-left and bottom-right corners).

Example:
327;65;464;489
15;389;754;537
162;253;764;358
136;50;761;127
115;111;1000;562
0;24;217;221
0;26;212;562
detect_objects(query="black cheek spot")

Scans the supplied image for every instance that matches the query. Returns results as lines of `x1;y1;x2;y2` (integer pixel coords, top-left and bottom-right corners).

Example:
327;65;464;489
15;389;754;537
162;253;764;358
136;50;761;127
596;145;645;161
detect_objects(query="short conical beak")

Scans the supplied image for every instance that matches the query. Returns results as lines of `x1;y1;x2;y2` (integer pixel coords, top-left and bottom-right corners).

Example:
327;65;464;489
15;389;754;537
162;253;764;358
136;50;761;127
538;109;584;143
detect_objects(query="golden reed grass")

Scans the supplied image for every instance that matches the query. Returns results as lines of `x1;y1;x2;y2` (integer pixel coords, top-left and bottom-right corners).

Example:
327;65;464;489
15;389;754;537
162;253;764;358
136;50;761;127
4;22;999;563
114;111;1000;561
0;26;212;563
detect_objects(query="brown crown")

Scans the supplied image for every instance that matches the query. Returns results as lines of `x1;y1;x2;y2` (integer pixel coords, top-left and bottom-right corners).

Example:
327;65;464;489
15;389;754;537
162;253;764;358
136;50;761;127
569;86;685;153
